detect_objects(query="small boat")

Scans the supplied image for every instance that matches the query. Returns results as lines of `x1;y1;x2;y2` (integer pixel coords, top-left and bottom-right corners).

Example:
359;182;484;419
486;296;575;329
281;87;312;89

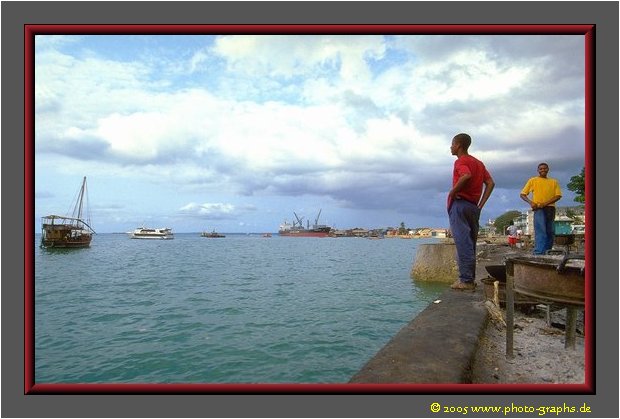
40;177;95;248
201;229;225;238
262;233;272;238
129;227;174;239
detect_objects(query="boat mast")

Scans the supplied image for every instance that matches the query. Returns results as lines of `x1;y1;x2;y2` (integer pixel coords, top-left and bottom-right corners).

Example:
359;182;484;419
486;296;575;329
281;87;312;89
72;176;87;222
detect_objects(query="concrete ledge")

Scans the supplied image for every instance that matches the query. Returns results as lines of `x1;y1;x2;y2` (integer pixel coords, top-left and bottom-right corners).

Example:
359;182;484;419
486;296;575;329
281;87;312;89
410;243;459;283
349;286;488;383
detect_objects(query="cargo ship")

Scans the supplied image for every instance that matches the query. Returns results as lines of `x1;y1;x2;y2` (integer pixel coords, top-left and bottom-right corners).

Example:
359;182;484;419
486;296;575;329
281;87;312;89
279;210;332;237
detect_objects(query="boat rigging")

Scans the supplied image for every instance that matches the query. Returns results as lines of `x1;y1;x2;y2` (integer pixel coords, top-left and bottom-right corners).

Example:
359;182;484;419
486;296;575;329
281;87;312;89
40;177;95;248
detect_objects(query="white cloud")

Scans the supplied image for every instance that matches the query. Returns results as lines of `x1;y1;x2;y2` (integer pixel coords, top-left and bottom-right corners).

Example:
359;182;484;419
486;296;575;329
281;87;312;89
35;34;586;232
211;35;386;83
179;202;257;219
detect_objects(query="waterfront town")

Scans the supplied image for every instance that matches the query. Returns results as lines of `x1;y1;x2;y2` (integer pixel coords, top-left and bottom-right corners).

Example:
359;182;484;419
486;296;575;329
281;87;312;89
331;205;585;244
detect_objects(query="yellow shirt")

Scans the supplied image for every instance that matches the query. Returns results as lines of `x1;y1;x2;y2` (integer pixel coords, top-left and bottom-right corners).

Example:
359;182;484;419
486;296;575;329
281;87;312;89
521;177;562;206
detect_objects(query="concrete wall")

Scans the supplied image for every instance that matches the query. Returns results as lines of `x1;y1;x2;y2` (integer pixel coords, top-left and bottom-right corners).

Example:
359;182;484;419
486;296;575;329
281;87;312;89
410;243;458;283
350;287;488;383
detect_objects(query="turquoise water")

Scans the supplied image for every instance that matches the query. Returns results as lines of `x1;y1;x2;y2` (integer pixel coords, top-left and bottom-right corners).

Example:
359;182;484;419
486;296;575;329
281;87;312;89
34;234;445;384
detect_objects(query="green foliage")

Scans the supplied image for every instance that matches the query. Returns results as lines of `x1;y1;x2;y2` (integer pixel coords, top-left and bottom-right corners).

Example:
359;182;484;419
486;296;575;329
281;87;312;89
567;167;585;204
494;210;522;234
398;221;407;235
564;208;577;221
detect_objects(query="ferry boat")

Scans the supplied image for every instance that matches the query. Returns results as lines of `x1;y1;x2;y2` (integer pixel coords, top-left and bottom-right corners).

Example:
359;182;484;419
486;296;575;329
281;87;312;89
279;210;331;237
40;177;95;248
200;229;225;238
128;227;174;239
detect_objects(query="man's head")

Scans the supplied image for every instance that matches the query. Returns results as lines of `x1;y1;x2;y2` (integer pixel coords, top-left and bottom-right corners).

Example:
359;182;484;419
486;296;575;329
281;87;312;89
451;133;471;156
537;162;550;178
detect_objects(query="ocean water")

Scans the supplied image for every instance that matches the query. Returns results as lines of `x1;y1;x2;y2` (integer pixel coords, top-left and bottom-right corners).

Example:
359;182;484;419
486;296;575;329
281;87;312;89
34;233;445;384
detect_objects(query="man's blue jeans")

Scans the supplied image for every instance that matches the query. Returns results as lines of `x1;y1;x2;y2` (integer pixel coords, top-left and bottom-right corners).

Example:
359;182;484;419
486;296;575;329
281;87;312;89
534;206;556;254
448;199;481;283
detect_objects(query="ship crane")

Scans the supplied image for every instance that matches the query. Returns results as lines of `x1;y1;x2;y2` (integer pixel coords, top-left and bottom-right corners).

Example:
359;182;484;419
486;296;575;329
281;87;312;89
293;212;305;228
314;209;322;227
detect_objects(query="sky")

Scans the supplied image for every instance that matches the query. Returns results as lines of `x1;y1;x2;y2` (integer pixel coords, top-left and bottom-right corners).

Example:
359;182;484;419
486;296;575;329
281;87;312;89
34;34;586;233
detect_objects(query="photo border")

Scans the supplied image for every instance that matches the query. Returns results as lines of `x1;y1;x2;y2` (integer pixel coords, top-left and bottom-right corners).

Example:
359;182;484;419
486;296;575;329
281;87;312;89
26;24;594;396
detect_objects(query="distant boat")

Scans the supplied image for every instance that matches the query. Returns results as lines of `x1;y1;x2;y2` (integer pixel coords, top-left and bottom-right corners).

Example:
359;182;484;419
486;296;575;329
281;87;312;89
40;177;95;249
279;209;331;237
262;233;272;238
201;229;225;238
129;227;174;239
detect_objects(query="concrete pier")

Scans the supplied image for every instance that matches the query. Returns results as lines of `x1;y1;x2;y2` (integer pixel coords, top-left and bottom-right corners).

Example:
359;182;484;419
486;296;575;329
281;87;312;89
410;242;458;283
349;285;487;383
351;242;505;383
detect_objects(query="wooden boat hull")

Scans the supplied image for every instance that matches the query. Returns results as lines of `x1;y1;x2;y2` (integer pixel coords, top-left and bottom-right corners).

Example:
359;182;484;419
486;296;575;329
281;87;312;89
41;223;92;248
41;237;92;248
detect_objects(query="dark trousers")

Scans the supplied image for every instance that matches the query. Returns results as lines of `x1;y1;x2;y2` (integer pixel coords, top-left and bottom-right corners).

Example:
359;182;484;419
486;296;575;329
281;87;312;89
448;199;481;283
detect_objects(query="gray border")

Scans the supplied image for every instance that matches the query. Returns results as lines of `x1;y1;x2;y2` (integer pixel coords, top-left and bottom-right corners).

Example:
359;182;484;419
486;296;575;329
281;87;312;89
2;1;618;417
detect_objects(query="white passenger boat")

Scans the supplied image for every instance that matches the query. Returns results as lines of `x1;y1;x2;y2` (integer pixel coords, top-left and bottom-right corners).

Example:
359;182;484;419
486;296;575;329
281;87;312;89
128;227;174;239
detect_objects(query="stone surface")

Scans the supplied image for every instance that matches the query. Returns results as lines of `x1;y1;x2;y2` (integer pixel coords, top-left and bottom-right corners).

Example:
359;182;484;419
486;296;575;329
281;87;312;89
410;243;459;283
350;285;487;383
352;241;587;385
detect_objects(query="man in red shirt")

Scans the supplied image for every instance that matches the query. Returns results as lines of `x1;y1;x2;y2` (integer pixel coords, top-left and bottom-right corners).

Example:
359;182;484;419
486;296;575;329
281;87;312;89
448;133;495;290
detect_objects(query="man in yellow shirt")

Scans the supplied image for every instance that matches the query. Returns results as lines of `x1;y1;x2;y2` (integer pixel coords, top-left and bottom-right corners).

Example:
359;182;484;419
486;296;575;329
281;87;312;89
520;163;562;254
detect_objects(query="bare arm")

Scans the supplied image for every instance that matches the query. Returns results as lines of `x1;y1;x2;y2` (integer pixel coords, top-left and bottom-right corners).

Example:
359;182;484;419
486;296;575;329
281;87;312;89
449;173;472;199
520;193;561;209
477;177;495;210
520;193;537;209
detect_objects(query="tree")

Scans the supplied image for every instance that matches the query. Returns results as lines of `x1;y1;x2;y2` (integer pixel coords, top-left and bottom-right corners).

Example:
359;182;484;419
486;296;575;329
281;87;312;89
567;167;585;204
398;222;407;235
494;210;522;235
564;208;577;221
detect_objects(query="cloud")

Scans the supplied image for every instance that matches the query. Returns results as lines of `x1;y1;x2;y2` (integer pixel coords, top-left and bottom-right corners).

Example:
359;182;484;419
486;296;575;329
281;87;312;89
210;35;386;81
179;202;257;220
34;34;586;231
35;35;83;50
35;191;55;199
36;130;111;160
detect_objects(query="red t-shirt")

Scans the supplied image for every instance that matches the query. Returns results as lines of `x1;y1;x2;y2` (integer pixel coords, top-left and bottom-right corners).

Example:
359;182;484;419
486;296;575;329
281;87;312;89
448;155;491;210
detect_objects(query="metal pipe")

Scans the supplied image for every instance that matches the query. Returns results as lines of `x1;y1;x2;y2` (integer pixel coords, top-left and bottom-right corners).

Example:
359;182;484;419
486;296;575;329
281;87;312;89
557;253;585;274
505;259;515;359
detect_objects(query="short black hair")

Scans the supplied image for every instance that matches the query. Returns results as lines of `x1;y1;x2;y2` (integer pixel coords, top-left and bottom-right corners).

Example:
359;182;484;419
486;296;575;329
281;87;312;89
538;162;549;169
453;133;471;150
